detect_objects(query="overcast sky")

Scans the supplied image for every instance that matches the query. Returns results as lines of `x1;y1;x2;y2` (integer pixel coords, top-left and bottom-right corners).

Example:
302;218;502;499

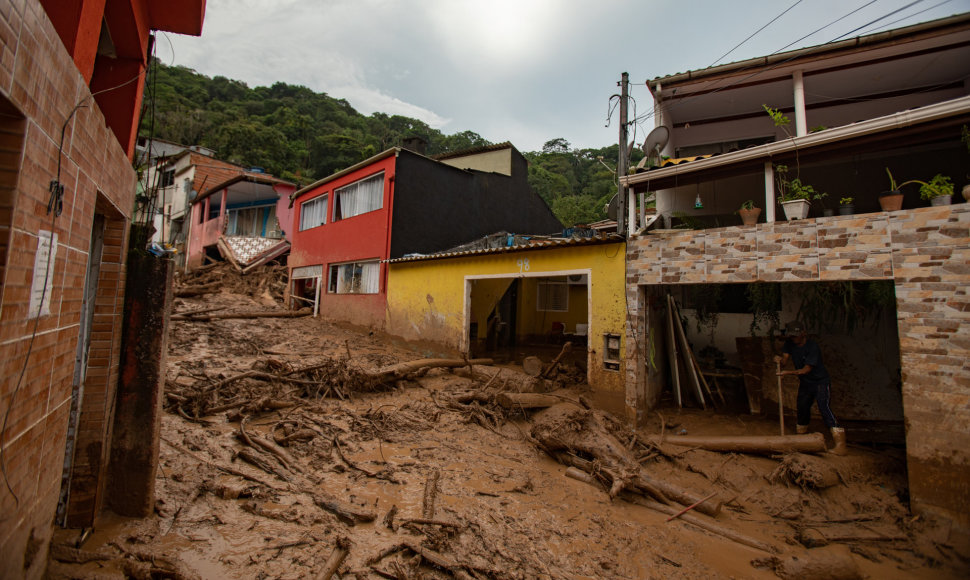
161;0;970;152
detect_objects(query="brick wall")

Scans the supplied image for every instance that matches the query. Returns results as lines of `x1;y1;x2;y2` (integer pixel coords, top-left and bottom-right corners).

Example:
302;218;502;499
0;1;135;578
625;205;970;528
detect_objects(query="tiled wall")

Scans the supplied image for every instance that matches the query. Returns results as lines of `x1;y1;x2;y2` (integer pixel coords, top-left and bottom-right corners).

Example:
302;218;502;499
625;204;970;527
0;1;134;577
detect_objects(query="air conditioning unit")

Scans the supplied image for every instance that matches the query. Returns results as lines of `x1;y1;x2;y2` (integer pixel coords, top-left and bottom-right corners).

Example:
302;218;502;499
567;273;588;286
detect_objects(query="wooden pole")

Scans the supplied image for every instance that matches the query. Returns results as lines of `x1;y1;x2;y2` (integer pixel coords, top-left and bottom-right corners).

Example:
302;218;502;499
649;433;826;454
776;360;785;436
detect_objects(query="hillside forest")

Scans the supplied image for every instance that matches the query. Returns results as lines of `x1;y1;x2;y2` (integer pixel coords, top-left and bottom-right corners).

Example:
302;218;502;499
142;60;643;227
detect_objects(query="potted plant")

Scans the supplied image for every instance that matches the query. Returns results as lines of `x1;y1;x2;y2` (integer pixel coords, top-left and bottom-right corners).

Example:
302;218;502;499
774;164;826;220
917;173;954;206
737;200;761;225
881;168;904;211
838;197;854;215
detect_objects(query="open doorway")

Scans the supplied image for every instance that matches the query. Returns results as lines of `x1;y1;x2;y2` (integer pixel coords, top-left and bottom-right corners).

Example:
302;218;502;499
466;273;591;380
643;280;904;444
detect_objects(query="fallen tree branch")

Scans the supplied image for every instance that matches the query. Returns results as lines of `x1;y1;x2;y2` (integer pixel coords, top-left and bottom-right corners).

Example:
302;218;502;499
316;536;351;580
172;308;312;321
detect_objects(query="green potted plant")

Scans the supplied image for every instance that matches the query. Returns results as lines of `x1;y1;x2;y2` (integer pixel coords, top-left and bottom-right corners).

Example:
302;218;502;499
737;199;761;226
774;164;826;220
838;197;854;215
917;173;954;206
881;168;904;211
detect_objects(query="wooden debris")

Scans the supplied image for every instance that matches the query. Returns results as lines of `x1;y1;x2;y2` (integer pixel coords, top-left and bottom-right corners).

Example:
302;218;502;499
496;391;580;410
172;308;312;321
311;493;376;525
625;494;774;554
650;433;827;454
422;468;440;519
372;358;493;380
174;281;221;298
540;341;573;378
316;536;351;580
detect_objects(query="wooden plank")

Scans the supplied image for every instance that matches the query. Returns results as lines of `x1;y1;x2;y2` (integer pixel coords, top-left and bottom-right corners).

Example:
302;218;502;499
665;294;682;408
670;295;705;409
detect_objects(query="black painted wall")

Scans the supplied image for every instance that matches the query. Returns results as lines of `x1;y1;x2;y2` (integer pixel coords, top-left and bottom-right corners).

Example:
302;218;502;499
389;148;561;258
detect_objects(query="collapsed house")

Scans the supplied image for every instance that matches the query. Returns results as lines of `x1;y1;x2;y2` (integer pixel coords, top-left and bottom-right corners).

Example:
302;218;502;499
286;142;563;325
0;1;205;578
185;172;297;272
620;14;970;534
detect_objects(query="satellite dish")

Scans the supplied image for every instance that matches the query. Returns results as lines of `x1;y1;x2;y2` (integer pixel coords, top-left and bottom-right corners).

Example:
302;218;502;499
606;193;618;220
637;126;670;170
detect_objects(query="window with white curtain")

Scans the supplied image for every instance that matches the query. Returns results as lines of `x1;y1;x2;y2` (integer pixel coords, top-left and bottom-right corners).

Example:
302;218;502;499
334;172;383;220
299;194;328;231
328;260;380;294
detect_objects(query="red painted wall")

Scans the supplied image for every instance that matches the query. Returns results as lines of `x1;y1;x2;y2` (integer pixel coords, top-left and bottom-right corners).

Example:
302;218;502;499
289;156;396;327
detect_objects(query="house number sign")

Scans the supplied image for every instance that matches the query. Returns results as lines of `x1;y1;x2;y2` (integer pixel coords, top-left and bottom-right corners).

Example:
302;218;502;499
516;258;530;273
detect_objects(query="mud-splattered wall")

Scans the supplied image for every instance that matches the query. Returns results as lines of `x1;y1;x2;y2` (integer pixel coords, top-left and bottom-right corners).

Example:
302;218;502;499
625;205;970;530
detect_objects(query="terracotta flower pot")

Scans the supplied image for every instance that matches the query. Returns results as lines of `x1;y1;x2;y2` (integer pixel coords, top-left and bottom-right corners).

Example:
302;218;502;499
738;207;761;226
878;191;903;212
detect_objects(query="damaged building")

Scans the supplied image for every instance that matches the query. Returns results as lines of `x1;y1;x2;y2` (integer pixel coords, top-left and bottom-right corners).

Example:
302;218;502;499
620;14;970;533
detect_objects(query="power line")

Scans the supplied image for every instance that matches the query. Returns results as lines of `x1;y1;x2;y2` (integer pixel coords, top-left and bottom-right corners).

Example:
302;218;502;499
631;0;943;127
708;0;804;68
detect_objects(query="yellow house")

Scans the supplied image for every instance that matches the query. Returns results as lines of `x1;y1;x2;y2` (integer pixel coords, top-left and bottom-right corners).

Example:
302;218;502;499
386;235;627;394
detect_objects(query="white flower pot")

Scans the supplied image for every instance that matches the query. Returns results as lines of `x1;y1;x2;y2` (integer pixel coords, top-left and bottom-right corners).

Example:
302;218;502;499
781;199;811;220
930;195;952;206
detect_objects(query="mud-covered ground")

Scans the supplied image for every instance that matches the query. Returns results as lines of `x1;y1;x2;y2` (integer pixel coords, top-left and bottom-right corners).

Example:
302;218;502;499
49;264;969;579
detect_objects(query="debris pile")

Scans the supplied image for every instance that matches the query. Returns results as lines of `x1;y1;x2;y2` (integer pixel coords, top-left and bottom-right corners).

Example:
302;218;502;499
47;272;969;579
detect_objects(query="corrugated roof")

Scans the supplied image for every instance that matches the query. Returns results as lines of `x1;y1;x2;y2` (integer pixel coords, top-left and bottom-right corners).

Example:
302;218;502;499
386;234;624;264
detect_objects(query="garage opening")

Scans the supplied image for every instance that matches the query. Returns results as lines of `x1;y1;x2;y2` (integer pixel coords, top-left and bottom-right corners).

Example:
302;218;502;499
642;280;904;445
467;273;591;380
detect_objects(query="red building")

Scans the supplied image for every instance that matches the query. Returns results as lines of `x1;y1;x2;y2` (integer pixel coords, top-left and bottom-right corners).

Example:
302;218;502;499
0;2;205;577
288;143;562;327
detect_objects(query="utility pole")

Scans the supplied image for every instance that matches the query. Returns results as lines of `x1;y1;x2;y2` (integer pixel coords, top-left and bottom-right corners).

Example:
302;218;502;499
617;72;629;236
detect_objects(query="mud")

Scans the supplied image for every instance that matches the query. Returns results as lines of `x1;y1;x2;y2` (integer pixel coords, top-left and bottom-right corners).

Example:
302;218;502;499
48;265;969;579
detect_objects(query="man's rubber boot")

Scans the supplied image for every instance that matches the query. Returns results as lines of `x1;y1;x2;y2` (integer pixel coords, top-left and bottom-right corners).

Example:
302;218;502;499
796;424;809;435
830;427;847;455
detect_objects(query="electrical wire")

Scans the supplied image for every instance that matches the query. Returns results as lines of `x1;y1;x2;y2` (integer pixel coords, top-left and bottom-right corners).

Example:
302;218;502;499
707;0;805;68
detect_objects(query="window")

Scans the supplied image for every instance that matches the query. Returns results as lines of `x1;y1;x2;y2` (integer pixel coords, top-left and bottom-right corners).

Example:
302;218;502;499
537;279;568;312
160;169;175;188
329;260;380;294
333;173;383;220
299;194;328;231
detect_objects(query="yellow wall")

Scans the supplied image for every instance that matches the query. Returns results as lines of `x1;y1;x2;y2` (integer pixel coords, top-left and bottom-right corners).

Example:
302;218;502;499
386;242;627;392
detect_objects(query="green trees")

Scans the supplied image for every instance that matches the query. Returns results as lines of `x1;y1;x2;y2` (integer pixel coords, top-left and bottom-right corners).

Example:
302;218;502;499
141;61;623;227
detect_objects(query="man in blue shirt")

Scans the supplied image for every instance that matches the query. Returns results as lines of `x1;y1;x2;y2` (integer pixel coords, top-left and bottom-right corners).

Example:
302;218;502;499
774;321;846;455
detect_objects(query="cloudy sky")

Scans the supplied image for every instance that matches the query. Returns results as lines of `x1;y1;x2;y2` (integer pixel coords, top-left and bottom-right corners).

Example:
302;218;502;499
161;0;970;152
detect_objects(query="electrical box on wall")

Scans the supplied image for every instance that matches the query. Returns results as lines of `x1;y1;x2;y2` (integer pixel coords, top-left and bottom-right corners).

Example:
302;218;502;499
603;333;621;371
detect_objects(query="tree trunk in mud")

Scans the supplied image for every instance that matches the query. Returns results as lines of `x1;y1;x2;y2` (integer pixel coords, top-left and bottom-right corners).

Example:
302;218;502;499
531;403;719;518
650;433;827;454
373;358;494;380
496;392;578;409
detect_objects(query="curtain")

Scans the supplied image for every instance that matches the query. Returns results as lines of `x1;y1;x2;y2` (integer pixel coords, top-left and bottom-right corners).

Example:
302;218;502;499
336;173;383;219
300;195;327;230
